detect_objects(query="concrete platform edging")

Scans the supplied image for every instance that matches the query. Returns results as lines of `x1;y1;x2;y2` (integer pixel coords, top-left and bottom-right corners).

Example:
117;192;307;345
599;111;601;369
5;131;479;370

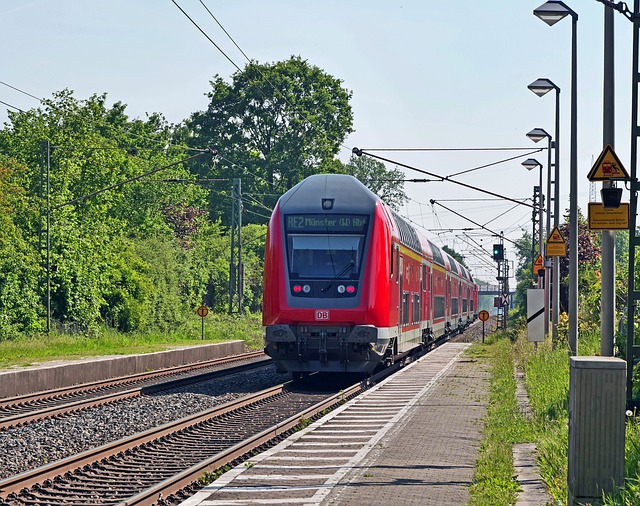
0;340;245;399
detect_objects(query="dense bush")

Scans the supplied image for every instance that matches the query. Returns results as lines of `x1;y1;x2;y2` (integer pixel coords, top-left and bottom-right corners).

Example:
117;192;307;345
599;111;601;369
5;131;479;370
0;93;266;335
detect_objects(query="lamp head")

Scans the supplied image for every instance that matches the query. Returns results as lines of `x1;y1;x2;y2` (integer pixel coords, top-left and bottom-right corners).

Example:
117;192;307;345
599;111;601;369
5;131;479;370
534;0;577;26
526;128;551;143
528;78;559;97
522;158;542;171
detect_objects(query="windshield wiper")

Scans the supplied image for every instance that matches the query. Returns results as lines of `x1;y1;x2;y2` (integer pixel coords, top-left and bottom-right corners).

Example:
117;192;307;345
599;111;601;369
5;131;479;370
321;259;355;292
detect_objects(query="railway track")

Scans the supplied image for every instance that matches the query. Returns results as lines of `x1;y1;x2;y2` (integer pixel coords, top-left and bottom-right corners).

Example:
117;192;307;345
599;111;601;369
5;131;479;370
0;379;366;506
0;351;269;431
0;322;493;505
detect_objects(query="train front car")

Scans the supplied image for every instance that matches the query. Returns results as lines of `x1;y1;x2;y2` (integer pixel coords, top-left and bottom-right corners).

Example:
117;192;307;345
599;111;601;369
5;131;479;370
262;174;394;377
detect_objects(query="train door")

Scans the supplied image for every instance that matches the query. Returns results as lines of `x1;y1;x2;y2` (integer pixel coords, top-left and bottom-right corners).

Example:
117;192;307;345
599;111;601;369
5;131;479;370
445;276;451;328
398;255;404;338
429;266;433;322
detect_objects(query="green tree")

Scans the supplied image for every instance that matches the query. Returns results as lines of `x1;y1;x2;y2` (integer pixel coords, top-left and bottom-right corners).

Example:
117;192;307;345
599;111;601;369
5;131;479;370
0;157;42;336
182;56;354;225
0;90;213;331
344;154;408;211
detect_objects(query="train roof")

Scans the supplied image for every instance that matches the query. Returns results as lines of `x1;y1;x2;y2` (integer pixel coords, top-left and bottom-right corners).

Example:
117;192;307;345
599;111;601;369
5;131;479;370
276;174;474;284
277;174;379;214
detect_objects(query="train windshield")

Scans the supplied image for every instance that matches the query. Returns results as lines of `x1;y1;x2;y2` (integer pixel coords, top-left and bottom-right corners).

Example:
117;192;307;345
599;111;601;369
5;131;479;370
285;214;369;279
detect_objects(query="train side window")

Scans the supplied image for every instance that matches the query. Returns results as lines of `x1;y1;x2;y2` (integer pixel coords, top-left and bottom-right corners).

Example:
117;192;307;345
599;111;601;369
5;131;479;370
390;246;394;279
395;247;400;284
402;292;410;326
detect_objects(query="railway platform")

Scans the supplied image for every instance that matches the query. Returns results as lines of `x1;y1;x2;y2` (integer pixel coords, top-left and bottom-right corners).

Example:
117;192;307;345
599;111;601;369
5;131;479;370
181;342;552;506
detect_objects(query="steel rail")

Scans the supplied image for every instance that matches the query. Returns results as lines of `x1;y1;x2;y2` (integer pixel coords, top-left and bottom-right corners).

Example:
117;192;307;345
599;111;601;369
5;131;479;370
0;383;292;497
0;351;269;430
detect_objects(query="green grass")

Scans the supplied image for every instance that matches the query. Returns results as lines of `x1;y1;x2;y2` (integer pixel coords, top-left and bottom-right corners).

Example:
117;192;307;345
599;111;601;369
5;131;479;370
0;312;262;369
602;404;640;504
513;326;604;504
468;335;532;505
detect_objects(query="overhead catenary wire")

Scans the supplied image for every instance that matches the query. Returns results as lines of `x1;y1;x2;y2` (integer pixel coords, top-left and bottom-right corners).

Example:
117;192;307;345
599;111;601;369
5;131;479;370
446;148;545;178
52;148;217;210
359;147;546;152
430;200;518;246
0;99;22;111
171;0;242;72
0;78;190;154
0;80;42;102
198;0;252;63
353;148;535;210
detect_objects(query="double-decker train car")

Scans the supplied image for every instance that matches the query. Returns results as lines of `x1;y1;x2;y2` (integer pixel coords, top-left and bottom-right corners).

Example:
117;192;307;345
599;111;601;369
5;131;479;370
262;174;477;377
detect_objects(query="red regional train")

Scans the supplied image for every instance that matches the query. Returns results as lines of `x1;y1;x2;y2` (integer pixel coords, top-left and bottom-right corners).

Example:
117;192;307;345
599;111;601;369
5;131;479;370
262;174;478;377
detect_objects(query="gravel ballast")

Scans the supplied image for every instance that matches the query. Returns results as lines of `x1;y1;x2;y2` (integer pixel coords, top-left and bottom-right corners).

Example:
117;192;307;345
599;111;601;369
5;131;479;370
0;365;286;479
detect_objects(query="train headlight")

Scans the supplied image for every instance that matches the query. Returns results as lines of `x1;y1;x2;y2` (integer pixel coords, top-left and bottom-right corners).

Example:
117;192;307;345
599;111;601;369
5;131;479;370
337;285;346;294
346;285;356;294
303;284;311;293
293;285;302;293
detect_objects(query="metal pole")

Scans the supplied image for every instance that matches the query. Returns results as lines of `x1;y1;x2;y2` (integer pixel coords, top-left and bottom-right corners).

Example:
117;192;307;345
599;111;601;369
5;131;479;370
229;178;243;315
538;165;544;285
43;140;51;334
545;136;552;334
601;3;616;356
237;178;243;315
229;181;236;315
568;15;579;356
553;89;561;346
531;186;537;286
626;0;640;407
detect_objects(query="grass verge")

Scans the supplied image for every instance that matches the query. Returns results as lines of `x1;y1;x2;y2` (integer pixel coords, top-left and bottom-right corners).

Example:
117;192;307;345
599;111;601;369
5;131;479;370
468;334;532;505
0;312;262;369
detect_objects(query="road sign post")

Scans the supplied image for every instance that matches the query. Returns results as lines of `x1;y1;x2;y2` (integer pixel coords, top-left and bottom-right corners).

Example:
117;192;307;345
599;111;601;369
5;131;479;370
197;305;209;340
478;310;490;343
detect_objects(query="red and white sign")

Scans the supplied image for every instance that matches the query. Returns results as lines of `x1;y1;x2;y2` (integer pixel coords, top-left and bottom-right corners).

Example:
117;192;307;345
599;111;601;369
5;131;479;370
315;310;330;321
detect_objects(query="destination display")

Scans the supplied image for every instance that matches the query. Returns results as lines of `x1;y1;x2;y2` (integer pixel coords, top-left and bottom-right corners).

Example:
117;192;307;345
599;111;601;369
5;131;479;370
286;214;369;233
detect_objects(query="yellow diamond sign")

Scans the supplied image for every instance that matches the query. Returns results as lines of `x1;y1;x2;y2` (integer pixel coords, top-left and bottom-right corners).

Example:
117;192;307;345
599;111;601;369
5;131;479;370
546;227;567;257
587;144;630;181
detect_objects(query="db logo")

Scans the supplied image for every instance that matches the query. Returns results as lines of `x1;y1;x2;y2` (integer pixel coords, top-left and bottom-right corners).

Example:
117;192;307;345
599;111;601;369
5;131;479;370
315;310;330;321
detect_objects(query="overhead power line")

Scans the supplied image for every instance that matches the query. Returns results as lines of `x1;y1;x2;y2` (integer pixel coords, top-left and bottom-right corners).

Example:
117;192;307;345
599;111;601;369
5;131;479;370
198;0;252;63
0;80;42;101
171;0;242;71
53;147;217;210
0;99;22;111
431;199;518;246
353;148;535;210
447;148;545;178
358;147;544;152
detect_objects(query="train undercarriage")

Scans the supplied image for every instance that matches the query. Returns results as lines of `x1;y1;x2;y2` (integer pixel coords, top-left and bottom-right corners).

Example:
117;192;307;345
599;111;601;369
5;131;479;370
264;316;475;377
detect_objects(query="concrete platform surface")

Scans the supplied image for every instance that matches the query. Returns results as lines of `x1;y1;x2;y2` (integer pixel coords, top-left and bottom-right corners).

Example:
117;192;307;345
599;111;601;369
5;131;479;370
0;340;245;398
182;342;500;506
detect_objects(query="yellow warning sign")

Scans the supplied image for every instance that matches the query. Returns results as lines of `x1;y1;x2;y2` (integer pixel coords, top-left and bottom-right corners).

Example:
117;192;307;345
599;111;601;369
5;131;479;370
587;144;630;181
546;227;567;257
533;254;544;271
547;227;565;243
588;202;629;230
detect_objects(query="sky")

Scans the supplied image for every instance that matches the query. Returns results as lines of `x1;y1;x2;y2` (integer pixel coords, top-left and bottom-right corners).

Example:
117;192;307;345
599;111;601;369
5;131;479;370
0;0;635;284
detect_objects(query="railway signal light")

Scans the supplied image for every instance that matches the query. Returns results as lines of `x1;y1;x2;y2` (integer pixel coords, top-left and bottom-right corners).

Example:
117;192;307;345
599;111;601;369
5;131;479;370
492;244;504;261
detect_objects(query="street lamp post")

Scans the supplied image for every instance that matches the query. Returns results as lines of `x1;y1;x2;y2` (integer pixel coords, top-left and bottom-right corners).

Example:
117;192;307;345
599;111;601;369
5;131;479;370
522;156;545;260
528;78;560;344
522;158;544;288
534;0;578;356
526;128;552;333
